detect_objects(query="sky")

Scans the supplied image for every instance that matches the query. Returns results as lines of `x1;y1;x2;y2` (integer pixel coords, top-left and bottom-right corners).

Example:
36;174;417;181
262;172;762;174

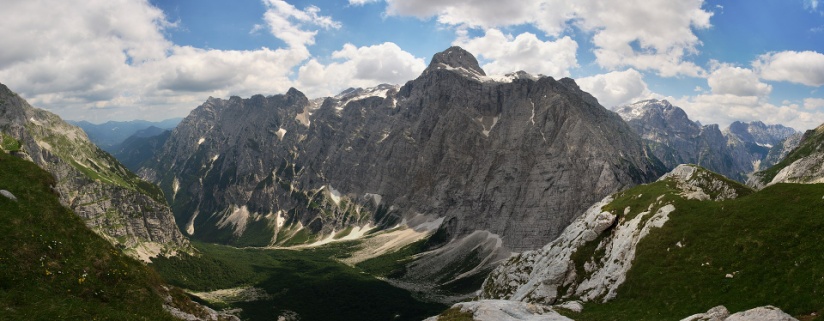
1;1;824;130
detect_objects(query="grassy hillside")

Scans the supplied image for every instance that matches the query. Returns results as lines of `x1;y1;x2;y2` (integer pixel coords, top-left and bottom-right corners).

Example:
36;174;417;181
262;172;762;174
568;180;824;320
150;241;447;321
0;152;185;320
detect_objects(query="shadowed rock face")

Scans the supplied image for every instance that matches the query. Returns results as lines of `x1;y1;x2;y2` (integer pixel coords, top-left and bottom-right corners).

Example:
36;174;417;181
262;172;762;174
141;47;664;252
0;83;188;260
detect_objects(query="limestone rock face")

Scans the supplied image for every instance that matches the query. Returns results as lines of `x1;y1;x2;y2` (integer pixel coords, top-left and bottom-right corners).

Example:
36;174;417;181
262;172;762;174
481;165;747;304
681;305;798;321
140;47;664;253
423;300;573;321
0;83;189;261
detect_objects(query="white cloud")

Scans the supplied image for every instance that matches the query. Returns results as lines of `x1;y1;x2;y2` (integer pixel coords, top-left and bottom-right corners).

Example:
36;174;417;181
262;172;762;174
671;94;824;131
804;98;824;110
349;0;381;5
707;63;771;97
260;0;341;48
297;42;426;97
754;51;824;87
0;0;351;122
386;0;712;77
804;0;820;11
577;69;650;108
454;29;578;77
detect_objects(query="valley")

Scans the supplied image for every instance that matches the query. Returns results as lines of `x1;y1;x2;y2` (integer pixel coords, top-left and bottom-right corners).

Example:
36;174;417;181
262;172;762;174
150;241;446;321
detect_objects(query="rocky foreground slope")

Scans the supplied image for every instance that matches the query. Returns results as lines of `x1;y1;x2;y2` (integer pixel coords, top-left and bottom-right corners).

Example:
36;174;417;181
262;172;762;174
474;162;824;320
0;83;189;261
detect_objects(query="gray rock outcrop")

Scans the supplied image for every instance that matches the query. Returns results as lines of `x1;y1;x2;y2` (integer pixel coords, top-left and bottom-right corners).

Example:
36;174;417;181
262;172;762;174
681;305;798;321
481;165;749;304
0;83;189;261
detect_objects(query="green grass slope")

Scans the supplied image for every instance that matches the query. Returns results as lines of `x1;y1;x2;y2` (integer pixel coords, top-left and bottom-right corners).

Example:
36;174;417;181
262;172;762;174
569;179;824;320
0;152;185;320
150;241;447;321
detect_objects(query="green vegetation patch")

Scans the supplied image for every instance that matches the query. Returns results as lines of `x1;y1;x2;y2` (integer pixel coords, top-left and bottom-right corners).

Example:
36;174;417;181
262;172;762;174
0;152;177;320
151;241;446;321
0;133;21;152
570;182;824;321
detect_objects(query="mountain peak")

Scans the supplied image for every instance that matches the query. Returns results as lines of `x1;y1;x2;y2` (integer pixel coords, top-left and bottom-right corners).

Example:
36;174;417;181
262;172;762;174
426;46;486;76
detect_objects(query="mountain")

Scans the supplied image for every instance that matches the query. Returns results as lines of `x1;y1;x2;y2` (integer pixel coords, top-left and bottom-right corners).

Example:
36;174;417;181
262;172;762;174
0;151;234;320
749;123;824;187
614;99;797;182
0;83;189;261
138;46;664;292
69;118;181;152
112;128;172;172
479;164;824;320
724;120;799;171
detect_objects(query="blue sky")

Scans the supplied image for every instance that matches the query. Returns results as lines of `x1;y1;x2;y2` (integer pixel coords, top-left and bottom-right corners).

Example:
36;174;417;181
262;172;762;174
1;0;823;130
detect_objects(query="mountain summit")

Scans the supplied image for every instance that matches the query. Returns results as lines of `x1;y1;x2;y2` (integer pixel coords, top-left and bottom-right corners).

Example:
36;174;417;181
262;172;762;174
425;46;486;76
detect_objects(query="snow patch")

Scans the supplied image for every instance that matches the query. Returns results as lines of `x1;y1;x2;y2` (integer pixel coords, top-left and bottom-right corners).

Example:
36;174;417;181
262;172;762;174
276;127;287;140
275;210;286;228
186;210;199;235
476;116;500;137
327;185;342;205
365;193;382;206
172;178;180;200
296;107;311;127
197;137;205;145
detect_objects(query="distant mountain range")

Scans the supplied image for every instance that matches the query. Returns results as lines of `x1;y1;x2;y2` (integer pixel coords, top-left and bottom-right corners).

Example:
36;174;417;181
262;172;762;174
68;118;181;152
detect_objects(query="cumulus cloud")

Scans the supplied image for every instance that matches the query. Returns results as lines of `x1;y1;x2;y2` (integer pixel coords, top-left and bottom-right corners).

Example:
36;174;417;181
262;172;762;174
754;51;824;87
297;42;426;97
804;98;824;110
0;0;365;122
707;63;771;97
454;29;578;77
577;69;650;108
349;0;381;5
670;94;824;131
259;0;340;48
386;0;712;77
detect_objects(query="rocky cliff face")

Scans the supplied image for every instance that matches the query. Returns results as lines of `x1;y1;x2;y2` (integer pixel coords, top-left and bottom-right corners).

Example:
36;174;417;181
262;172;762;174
0;83;189;261
614;99;797;182
724;121;798;171
481;165;750;304
749;123;824;187
140;47;664;255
